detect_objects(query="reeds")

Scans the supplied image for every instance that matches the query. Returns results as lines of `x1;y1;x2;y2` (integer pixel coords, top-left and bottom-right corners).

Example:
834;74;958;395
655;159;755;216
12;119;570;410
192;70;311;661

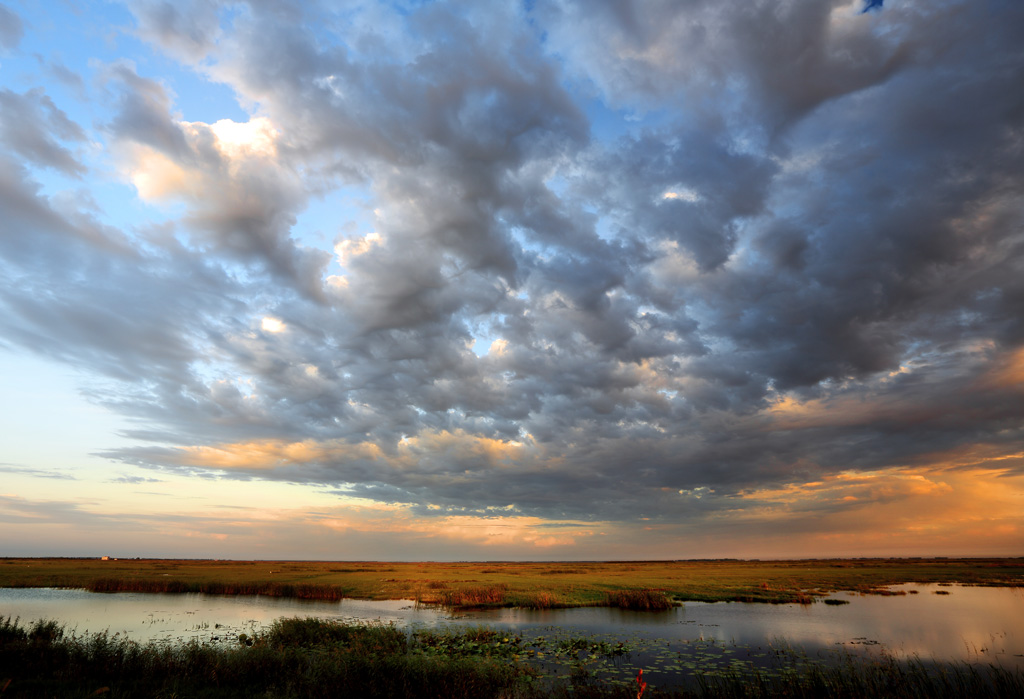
519;591;565;609
439;584;508;607
0;616;523;699
2;616;1024;698
604;589;674;611
86;578;346;600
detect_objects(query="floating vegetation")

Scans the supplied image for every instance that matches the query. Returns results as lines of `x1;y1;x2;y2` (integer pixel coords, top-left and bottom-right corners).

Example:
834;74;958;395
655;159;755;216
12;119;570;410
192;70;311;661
852;585;908;596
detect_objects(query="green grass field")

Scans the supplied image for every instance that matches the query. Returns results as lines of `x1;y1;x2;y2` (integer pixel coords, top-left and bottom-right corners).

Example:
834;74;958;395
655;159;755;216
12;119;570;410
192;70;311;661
1;557;1021;608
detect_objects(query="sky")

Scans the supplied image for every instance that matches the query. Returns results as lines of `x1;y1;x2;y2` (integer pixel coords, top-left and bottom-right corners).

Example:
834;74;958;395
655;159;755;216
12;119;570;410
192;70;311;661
1;0;1023;561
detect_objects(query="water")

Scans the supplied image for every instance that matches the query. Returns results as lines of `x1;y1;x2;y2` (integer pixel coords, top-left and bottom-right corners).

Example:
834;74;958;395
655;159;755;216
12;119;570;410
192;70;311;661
0;588;445;643
2;583;1022;680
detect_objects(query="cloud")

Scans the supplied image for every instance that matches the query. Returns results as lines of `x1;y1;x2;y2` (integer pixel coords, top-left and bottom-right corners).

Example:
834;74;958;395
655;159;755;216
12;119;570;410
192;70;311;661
108;475;164;484
100;1;1024;515
105;63;328;300
0;3;22;51
0;464;76;480
128;0;226;63
534;0;917;128
46;60;87;95
0;88;87;176
2;0;1023;556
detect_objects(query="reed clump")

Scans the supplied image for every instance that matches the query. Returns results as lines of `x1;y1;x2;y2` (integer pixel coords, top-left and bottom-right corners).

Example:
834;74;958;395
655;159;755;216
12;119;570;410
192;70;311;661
440;584;508;608
605;588;674;611
521;591;565;609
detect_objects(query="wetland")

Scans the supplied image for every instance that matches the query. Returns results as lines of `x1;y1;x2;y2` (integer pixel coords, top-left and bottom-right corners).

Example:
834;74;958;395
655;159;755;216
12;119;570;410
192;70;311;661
1;558;1023;697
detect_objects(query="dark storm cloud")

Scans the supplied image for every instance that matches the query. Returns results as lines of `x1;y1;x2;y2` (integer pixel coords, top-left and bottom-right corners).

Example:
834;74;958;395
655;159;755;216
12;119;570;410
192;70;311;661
4;0;1024;528
573;124;778;270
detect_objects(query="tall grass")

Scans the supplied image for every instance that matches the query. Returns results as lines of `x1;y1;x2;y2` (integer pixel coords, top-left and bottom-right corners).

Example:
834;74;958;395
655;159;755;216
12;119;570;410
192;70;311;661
439;584;508;607
2;617;1023;698
86;578;347;600
605;589;674;611
518;591;566;609
0;616;524;699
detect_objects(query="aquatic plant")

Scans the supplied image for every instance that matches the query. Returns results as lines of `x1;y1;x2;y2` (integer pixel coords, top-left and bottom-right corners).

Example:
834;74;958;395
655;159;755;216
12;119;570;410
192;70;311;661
605;589;674;611
635;668;647;698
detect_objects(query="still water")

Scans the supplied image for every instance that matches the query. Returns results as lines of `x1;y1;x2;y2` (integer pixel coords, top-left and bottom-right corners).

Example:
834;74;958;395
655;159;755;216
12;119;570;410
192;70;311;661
2;583;1022;671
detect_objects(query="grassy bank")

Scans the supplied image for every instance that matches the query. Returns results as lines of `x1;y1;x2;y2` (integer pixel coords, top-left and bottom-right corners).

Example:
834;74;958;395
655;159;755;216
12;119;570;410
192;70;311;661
1;557;1021;608
0;617;523;698
1;617;1021;698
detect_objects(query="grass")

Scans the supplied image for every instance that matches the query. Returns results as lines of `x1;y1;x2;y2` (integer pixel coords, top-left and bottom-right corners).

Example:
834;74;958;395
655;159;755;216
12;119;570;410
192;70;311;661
0;616;526;698
1;616;1022;698
87;578;347;600
1;557;1021;608
605;589;675;611
439;584;509;607
684;654;1024;699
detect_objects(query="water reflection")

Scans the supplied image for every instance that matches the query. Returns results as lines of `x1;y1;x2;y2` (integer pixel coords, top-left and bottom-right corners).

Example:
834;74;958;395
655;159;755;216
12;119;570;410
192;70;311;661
1;583;1021;668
